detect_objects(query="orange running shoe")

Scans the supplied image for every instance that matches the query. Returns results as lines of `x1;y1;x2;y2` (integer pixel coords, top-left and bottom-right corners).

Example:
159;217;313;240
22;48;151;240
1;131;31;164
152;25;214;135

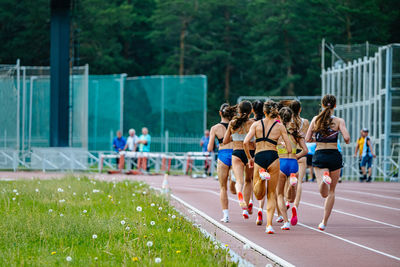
238;192;247;209
289;173;298;186
248;199;253;214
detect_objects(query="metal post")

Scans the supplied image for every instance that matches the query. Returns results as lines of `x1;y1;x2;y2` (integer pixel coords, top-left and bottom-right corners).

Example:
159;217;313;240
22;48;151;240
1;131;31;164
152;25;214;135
321;38;325;71
161;76;165;151
21;67;26;152
28;76;37;151
93;80;99;150
384;46;393;181
83;64;89;149
165;130;169;153
119;73;127;134
16;59;20;151
203;75;207;132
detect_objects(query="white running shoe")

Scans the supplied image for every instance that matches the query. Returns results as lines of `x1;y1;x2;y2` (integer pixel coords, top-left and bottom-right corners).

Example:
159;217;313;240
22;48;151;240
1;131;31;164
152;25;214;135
220;216;229;223
259;168;271;181
281;222;290;230
242;209;249;219
318;222;326;231
276;216;284;223
322;171;332;185
265;225;275;234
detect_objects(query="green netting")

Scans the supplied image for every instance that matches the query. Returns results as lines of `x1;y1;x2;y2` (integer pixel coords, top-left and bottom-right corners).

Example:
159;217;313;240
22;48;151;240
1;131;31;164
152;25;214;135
0;66;17;149
88;75;122;151
124;75;207;151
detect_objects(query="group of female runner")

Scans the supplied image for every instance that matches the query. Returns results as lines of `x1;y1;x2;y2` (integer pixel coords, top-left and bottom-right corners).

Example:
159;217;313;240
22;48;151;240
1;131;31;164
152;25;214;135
208;94;350;234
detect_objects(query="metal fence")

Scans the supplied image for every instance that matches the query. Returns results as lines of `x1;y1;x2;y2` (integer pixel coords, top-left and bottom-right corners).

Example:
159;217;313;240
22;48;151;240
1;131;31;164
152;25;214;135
321;44;400;181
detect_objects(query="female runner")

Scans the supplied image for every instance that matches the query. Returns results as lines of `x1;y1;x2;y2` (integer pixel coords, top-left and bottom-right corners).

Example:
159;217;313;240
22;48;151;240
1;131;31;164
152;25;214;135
223;100;255;219
208;103;236;222
305;94;350;230
244;101;292;234
276;107;308;230
252;100;266;225
289;100;309;225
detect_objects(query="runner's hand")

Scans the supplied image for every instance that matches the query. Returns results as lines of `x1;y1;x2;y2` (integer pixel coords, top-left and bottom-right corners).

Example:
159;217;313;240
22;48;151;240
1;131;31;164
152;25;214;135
248;158;254;168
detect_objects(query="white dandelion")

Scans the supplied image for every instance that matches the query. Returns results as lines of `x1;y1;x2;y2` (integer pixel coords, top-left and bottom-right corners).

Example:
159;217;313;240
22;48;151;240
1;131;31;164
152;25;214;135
167;228;172;233
35;188;39;192
150;221;155;226
57;188;64;193
87;198;90;201
151;203;155;207
125;226;130;231
158;207;162;211
66;256;72;262
92;189;100;193
15;192;19;196
12;189;17;193
142;191;147;195
48;209;53;213
171;215;176;219
146;241;153;247
136;206;142;212
68;185;71;189
214;245;219;250
12;197;16;201
92;234;97;239
121;220;126;225
83;210;87;214
73;192;76;196
154;257;161;263
132;193;136;197
59;199;65;203
60;213;64;217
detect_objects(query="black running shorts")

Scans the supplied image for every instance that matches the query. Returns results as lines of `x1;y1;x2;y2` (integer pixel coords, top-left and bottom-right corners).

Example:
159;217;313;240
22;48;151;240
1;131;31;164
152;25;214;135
312;149;343;171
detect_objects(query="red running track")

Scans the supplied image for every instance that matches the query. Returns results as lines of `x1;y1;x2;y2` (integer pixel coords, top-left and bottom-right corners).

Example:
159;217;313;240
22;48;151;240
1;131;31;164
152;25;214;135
1;172;399;266
134;174;400;267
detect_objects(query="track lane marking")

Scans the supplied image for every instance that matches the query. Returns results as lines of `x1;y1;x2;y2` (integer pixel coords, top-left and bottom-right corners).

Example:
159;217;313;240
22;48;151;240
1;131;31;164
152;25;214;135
168;186;400;262
339;189;400;200
303;190;400;211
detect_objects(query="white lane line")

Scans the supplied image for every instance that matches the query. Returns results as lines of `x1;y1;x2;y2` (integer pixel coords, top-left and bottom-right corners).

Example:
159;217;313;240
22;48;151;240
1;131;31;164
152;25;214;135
340;189;400;200
161;190;295;267
193;189;400;262
303;190;400;211
300;201;400;229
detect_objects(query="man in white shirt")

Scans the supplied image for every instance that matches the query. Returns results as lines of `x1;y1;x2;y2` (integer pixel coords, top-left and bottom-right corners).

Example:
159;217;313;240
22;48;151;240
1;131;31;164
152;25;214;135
124;129;139;169
124;128;139;152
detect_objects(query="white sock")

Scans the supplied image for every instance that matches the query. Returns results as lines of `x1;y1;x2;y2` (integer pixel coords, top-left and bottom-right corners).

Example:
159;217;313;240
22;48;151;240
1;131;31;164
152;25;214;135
258;208;263;212
223;209;229;217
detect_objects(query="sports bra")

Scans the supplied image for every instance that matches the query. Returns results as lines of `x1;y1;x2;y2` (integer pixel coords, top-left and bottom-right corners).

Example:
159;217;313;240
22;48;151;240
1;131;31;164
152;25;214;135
231;125;255;142
277;133;297;155
217;122;229;144
315;116;339;143
256;120;278;146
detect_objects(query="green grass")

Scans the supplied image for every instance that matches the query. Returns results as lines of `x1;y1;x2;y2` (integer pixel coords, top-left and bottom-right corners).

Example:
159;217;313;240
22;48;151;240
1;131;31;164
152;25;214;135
0;176;234;266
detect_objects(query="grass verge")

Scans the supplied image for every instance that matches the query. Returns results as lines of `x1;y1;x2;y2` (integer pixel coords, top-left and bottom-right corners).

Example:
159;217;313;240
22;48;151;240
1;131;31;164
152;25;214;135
0;176;235;266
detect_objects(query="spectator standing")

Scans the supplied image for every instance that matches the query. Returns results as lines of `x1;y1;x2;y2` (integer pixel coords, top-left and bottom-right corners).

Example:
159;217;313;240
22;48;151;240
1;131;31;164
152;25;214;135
200;130;211;175
113;130;126;167
125;128;139;152
358;128;376;182
138;127;151;152
354;129;365;177
200;130;210;152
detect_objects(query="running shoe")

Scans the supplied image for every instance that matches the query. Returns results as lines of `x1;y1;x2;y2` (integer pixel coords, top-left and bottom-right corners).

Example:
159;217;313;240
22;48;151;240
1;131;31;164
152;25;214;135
276;216;284;223
220;216;229;223
242;209;249;219
256;211;263;225
259;168;271;181
322;171;332;185
248;200;253;215
318;222;326;231
281;222;290;230
290;206;298;226
238;192;247;209
265;225;275;234
289;173;298;186
286;201;290;210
